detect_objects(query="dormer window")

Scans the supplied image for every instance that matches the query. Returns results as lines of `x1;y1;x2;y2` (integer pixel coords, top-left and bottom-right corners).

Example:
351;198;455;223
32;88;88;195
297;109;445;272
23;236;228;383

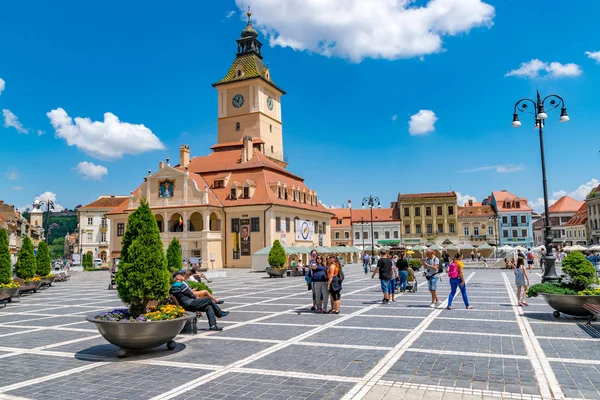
515;198;521;208
214;180;224;189
243;187;249;198
236;67;244;78
277;187;282;198
293;191;297;202
236;122;240;132
230;188;237;199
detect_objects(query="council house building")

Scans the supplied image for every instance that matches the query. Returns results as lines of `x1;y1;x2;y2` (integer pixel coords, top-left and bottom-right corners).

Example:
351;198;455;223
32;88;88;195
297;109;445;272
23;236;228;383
107;11;333;269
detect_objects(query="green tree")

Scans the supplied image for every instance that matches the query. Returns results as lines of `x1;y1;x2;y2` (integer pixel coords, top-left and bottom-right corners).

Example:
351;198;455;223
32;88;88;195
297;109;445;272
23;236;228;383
166;237;183;272
82;253;93;268
268;240;286;269
115;198;170;316
36;241;51;276
0;229;12;284
15;237;36;279
49;237;65;259
560;251;598;291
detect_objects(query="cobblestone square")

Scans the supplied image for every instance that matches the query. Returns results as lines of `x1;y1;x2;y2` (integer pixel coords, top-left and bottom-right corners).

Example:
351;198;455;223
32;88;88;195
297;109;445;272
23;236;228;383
1;265;600;399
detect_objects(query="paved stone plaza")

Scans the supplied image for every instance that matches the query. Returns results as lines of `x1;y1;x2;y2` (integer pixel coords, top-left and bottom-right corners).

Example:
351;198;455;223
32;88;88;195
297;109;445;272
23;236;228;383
1;265;599;400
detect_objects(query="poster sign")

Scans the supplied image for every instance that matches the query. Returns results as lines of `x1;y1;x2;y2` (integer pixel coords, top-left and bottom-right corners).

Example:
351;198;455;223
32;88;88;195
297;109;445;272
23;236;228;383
240;218;251;256
280;220;287;246
295;220;314;241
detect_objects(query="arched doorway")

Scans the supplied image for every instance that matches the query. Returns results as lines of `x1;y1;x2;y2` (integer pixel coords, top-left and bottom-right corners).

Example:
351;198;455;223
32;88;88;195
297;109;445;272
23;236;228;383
155;214;165;233
169;213;184;232
100;251;107;263
188;212;204;232
209;212;221;231
86;251;93;258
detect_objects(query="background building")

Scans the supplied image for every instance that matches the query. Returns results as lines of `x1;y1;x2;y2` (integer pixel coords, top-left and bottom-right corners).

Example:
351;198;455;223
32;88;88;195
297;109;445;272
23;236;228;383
587;184;600;245
351;208;401;248
392;192;458;246
107;16;332;269
78;196;128;264
490;190;533;248
458;200;497;246
563;204;588;246
0;199;44;263
532;196;584;248
330;203;353;247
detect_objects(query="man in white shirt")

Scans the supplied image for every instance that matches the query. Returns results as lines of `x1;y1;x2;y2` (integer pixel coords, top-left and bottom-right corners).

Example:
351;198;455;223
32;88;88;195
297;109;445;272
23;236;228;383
424;250;441;308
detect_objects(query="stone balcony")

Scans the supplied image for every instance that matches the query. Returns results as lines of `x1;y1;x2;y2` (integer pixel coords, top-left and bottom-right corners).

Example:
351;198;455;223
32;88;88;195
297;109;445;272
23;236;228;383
160;231;222;241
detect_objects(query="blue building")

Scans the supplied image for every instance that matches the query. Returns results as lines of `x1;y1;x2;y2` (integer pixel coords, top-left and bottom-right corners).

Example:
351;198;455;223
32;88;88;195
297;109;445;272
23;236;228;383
488;190;534;248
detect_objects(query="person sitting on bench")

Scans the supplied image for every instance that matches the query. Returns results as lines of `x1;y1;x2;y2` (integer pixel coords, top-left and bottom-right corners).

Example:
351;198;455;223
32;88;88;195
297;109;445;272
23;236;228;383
183;269;223;304
170;271;228;331
188;266;212;283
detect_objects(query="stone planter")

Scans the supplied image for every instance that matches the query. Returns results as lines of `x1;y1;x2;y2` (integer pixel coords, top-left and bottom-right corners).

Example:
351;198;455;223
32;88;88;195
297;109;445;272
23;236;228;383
41;276;55;287
24;280;42;291
0;287;20;302
541;293;600;318
266;267;286;278
86;311;196;357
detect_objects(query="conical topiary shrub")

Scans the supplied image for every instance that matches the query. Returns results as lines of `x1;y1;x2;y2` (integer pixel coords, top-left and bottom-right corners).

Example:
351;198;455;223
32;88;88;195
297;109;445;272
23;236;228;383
15;236;36;279
36;241;51;277
268;240;286;269
0;229;12;284
115;198;170;316
166;237;183;273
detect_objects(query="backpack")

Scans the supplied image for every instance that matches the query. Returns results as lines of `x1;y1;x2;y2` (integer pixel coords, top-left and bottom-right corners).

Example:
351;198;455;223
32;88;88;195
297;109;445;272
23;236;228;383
435;257;443;274
338;267;345;283
528;252;534;261
448;262;459;278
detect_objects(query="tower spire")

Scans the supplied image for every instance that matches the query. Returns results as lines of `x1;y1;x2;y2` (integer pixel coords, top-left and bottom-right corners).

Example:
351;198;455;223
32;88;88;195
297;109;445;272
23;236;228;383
237;6;262;57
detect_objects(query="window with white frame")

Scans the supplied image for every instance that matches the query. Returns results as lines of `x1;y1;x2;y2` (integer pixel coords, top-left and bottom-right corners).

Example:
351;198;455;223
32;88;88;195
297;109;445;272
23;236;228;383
87;217;93;225
464;226;469;236
488;226;493;235
473;226;480;236
355;232;360;240
87;232;92;242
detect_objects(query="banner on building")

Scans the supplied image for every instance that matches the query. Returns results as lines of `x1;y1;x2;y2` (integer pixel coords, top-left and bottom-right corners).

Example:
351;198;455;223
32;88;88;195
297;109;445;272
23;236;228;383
280;220;287;246
295;220;314;241
240;218;251;256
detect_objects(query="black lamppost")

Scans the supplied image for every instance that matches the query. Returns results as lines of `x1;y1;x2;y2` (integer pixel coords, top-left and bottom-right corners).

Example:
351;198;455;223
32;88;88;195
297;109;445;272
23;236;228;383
512;91;569;282
38;199;55;244
489;214;500;257
362;195;381;264
360;217;365;249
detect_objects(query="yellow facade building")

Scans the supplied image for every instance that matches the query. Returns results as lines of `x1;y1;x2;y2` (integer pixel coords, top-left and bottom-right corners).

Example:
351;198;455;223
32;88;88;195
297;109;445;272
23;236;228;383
107;12;332;269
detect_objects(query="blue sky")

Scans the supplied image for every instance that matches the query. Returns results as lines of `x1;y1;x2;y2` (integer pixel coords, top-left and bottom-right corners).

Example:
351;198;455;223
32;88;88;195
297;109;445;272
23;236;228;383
1;0;599;213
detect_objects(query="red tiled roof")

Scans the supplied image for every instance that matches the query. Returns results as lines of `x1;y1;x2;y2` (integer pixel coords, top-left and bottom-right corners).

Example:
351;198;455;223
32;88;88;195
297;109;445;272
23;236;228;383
548;196;585;213
351;208;398;223
564;203;588;226
330;208;352;227
210;138;264;150
81;196;128;209
492;190;532;212
399;192;456;200
458;205;495;218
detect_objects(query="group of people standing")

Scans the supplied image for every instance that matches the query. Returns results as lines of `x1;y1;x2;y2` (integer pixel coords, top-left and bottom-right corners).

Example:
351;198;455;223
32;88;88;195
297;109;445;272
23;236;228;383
305;250;344;314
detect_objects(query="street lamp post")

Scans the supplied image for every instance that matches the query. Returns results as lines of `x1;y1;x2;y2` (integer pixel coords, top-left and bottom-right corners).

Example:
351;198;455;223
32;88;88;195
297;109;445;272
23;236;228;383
38;199;55;244
489;214;500;257
512;91;569;282
360;217;365;249
362;195;381;264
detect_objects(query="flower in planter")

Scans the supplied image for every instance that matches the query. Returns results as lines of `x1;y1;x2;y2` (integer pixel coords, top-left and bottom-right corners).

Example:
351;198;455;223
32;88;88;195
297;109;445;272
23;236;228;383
27;276;42;282
0;280;19;289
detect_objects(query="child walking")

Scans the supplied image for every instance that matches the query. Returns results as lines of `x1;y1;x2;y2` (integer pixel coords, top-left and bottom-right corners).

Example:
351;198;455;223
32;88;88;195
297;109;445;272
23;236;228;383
514;257;530;306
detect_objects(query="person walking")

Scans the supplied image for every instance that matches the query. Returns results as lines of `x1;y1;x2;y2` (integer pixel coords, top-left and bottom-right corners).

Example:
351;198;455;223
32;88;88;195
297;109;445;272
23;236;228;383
362;252;370;274
514;257;530;306
371;249;393;304
311;255;329;313
442;251;450;272
424;250;441;308
327;255;342;314
470;250;475;261
476;251;481;261
526;248;534;271
308;250;319;311
391;253;399;301
396;252;409;293
446;253;473;310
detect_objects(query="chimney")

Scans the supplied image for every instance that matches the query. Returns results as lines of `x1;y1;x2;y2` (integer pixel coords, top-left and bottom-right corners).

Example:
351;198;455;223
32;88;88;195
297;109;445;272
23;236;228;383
468;199;473;207
166;157;170;167
159;161;164;169
180;144;190;168
242;136;253;163
348;200;352;209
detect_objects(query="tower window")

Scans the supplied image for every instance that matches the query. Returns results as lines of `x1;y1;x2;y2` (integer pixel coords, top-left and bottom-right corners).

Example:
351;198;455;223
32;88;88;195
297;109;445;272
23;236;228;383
230;188;237;199
270;125;272;133
271;145;274;153
236;122;240;131
237;70;242;77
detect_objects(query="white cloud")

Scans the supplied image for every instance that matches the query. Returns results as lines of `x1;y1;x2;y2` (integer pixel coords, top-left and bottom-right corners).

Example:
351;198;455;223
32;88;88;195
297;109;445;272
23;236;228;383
225;10;236;18
460;164;524;173
37;129;45;136
0;78;5;95
530;178;599;213
46;108;165;160
235;0;495;62
4;169;19;180
391;114;398;121
74;161;108;181
456;192;477;206
2;109;28;134
585;50;600;63
19;191;65;213
505;59;582;79
408;110;437;135
319;201;341;209
12;186;22;191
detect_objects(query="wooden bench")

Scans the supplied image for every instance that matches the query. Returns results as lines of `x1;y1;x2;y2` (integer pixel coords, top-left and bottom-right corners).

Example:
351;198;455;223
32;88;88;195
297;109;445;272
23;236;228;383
167;295;203;334
583;303;600;326
14;279;38;295
0;293;9;308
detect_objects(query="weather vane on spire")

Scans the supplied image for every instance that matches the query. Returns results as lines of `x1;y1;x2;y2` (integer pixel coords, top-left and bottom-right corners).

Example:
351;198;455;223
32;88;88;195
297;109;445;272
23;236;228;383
247;5;252;24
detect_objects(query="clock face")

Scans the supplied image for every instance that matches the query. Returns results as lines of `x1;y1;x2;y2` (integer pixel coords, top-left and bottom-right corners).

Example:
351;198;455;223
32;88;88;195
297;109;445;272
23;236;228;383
232;94;244;108
266;96;274;111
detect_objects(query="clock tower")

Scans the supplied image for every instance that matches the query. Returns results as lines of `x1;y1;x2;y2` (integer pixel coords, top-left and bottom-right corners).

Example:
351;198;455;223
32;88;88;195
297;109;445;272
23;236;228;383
212;8;286;164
